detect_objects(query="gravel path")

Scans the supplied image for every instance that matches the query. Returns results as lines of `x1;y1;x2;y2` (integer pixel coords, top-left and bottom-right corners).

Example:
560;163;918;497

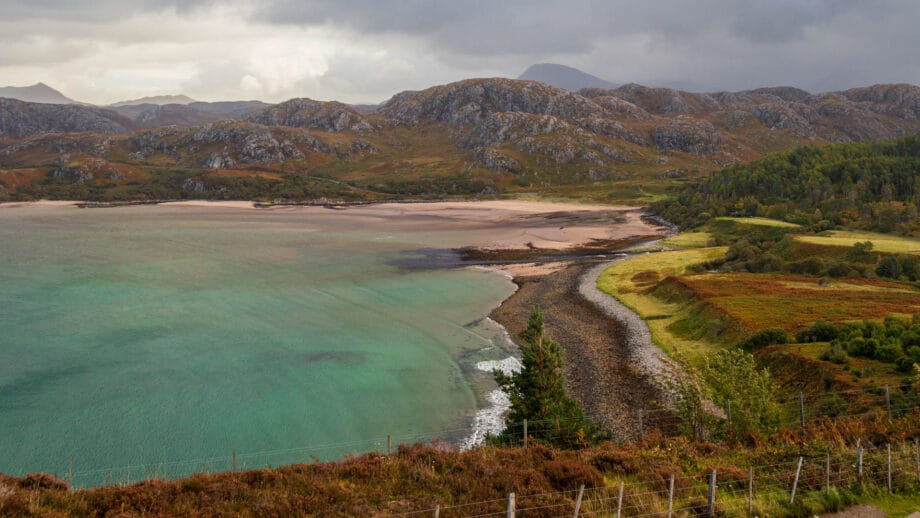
489;259;675;440
577;258;683;400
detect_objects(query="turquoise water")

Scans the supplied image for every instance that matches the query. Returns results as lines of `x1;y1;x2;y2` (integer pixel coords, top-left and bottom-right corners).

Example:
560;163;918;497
0;205;515;485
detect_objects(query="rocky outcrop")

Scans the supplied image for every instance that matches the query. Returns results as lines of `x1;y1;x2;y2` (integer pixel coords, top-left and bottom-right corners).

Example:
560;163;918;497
1;133;114;159
751;103;814;136
473;147;520;173
380;78;605;126
605;84;721;115
840;83;920;120
651;116;722;155
459;112;580;148
0;98;132;138
128;121;329;167
250;98;374;133
578;92;655;122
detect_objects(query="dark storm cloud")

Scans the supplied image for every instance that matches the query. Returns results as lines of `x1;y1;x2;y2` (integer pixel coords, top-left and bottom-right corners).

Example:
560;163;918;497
247;0;920;91
0;0;918;102
255;0;864;53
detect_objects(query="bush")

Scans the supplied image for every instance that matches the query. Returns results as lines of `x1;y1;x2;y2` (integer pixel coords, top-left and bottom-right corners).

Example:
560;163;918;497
739;328;790;351
876;255;902;278
796;321;840;343
819;345;848;364
875;342;903;362
896;356;916;373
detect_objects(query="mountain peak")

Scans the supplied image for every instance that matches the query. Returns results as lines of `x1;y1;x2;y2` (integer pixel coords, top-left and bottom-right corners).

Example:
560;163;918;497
0;83;77;104
110;94;197;107
518;63;617;91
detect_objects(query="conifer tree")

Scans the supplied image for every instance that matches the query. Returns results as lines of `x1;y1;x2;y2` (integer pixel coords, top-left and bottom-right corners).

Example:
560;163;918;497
494;306;600;446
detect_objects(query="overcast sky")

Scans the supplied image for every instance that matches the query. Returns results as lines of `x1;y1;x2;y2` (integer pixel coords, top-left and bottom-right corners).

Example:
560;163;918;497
1;0;918;105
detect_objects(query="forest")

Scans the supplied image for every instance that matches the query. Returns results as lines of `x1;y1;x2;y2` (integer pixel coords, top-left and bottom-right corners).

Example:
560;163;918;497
652;135;920;233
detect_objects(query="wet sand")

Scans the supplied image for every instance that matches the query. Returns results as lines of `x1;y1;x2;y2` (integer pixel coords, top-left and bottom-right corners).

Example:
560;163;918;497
6;199;659;253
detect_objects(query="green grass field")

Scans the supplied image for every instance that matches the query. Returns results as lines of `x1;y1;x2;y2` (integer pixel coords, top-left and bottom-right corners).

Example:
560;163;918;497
795;230;920;254
596;247;728;360
660;231;712;248
712;216;802;228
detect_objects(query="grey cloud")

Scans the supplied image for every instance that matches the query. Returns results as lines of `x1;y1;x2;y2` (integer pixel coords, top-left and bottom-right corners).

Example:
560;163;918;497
0;0;215;21
254;0;872;54
0;0;918;103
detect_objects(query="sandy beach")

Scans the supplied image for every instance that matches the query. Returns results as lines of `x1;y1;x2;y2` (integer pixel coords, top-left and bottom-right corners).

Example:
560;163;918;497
2;199;665;253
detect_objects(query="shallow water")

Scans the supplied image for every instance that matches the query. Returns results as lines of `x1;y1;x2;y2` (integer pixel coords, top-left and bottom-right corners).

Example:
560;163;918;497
0;205;517;485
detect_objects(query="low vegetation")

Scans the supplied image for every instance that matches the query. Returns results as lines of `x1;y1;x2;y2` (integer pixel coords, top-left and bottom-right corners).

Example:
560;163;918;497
1;412;918;517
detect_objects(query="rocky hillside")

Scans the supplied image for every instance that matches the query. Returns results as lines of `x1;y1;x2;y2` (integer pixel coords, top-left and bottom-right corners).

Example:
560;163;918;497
0;98;132;138
249;98;375;132
1;77;920;202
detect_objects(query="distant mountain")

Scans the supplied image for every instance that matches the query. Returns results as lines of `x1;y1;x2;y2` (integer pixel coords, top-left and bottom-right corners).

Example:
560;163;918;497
108;103;222;128
518;64;617;91
110;95;197;107
107;101;270;128
187;101;270;118
0;83;77;104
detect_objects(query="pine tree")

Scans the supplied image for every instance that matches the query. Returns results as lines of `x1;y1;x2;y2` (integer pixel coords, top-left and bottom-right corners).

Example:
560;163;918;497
494;306;600;447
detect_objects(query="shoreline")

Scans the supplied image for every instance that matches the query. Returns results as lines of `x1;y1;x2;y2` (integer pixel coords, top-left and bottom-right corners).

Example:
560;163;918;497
484;242;676;441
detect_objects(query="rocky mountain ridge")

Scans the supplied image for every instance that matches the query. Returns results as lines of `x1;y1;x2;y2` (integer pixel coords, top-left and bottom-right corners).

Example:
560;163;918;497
2;77;920;201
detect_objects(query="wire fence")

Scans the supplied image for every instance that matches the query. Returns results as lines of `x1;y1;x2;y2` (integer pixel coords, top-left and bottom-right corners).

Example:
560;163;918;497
395;440;920;517
49;381;920;488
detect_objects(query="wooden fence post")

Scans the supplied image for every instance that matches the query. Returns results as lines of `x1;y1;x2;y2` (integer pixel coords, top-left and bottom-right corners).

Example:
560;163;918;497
387;435;392;455
885;385;891;418
748;466;753;516
507;492;515;518
915;439;920;483
825;452;831;493
667;475;675;518
857;446;864;485
573;484;585;518
523;419;528;448
68;455;74;489
790;457;804;504
232;451;237;471
708;469;717;517
433;504;440;518
726;399;732;425
616;480;624;518
887;443;893;494
637;409;644;440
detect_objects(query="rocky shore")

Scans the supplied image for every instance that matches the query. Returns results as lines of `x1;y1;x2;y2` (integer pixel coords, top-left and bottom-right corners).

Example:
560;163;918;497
488;255;676;441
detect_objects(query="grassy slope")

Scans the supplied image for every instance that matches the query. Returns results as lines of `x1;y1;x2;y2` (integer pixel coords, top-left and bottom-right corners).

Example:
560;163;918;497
796;231;920;255
596;217;920;367
596;247;728;361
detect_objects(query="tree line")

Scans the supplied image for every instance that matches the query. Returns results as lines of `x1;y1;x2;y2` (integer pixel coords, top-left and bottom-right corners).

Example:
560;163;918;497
652;135;920;233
